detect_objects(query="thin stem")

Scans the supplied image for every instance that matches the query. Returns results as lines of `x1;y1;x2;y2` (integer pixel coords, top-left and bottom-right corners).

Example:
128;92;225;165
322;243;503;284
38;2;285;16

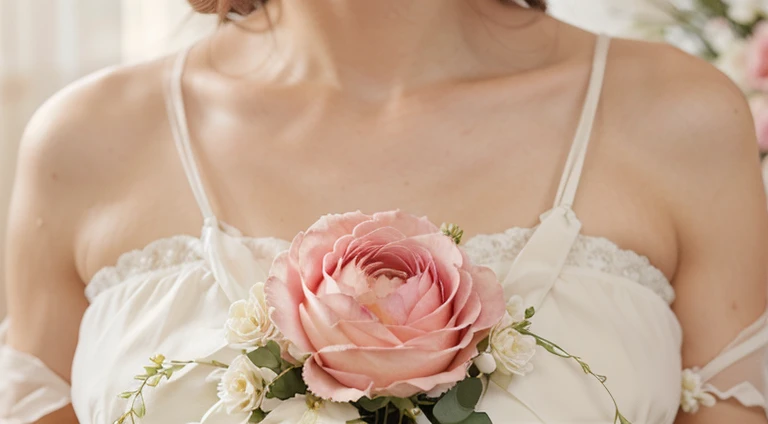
518;328;631;424
383;405;390;423
170;359;229;369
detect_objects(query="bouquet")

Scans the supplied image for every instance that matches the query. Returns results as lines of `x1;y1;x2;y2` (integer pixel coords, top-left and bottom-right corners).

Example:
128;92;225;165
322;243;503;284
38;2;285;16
115;211;630;424
633;0;768;160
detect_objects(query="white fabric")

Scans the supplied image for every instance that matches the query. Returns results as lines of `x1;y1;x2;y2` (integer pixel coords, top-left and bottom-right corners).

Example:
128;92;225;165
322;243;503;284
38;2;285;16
1;34;765;423
694;312;768;408
0;321;71;424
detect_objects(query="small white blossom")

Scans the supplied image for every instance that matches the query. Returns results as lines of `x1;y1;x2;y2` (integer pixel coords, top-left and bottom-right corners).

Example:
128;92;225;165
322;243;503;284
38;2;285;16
723;0;763;24
715;39;749;90
225;282;281;349
216;355;278;414
474;352;497;375
680;369;717;413
489;313;537;376
703;18;738;54
259;395;361;424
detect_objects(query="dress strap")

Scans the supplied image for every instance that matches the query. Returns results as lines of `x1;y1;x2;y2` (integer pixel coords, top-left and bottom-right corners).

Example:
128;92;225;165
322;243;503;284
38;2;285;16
553;34;611;209
165;45;216;221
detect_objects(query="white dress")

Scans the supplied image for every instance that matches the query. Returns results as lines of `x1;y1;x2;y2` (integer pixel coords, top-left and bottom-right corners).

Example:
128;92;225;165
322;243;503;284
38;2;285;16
1;35;767;424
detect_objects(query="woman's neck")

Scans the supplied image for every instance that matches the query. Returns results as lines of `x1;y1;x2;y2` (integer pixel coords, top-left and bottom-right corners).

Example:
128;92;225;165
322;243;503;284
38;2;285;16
234;0;552;96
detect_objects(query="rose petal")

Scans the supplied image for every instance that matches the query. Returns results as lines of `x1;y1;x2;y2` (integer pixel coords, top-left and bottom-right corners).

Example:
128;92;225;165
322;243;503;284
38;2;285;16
265;249;313;353
466;265;505;330
335;320;402;347
303;355;369;402
316;345;458;388
299;212;371;290
368;210;441;237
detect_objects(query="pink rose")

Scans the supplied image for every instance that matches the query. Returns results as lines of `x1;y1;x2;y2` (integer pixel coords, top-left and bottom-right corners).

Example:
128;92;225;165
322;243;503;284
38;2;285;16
748;22;768;91
750;96;768;152
265;211;505;402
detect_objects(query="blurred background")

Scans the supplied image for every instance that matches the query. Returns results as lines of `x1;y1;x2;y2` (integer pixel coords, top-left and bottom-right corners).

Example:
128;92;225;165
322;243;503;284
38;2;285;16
1;0;764;319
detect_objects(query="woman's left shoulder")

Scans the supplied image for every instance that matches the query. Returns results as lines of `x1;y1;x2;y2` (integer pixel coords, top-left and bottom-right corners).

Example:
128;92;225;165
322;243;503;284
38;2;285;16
603;37;758;181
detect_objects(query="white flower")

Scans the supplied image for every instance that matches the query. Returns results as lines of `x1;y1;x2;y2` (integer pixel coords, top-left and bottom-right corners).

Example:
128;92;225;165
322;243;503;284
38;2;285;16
680;369;717;413
259;395;361;424
506;295;527;323
216;355;278;414
474;352;497;375
488;313;537;376
715;39;749;90
703;18;738;55
665;26;707;55
226;282;281;349
724;0;763;24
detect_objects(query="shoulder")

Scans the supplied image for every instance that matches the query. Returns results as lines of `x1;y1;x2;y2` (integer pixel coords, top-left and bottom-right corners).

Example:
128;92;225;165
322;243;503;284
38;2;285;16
602;38;758;200
14;56;172;206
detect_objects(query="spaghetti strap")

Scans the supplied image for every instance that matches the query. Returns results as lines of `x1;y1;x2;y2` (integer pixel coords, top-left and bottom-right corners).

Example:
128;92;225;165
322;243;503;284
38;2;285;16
499;35;612;310
553;34;611;209
165;45;217;221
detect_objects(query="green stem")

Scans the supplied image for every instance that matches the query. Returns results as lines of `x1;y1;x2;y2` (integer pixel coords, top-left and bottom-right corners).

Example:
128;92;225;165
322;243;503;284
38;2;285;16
170;359;229;369
518;328;631;424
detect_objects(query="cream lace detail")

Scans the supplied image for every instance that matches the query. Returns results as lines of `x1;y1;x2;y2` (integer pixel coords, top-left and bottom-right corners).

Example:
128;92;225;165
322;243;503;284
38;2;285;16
86;229;674;304
86;236;205;301
463;228;675;304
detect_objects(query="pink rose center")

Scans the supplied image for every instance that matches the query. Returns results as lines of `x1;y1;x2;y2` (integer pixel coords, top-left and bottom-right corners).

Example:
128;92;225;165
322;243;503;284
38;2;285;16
326;242;442;326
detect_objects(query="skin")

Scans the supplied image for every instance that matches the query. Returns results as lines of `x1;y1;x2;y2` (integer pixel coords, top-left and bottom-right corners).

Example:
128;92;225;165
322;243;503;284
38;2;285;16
4;1;768;423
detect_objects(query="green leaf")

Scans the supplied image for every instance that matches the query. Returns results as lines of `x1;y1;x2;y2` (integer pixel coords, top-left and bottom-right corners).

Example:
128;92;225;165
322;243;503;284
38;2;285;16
118;391;134;399
249;409;267;423
247;346;281;372
524;307;535;319
433;384;473;424
456;412;492;424
456;378;483;410
266;341;283;360
617;413;632;424
269;368;307;400
134;396;146;418
357;396;391;412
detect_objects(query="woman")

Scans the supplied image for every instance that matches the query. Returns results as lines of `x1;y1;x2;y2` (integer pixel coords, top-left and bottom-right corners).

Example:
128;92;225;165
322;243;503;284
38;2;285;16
2;0;767;423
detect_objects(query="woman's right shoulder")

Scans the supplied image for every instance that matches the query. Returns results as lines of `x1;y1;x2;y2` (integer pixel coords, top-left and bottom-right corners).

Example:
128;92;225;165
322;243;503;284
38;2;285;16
17;55;176;193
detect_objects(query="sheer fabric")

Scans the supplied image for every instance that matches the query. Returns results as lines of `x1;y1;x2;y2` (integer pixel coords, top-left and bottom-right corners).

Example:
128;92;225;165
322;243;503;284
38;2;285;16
681;312;768;414
0;321;71;423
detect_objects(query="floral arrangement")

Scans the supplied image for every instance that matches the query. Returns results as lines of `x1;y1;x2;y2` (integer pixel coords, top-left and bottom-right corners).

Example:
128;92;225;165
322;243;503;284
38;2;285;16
633;0;768;162
115;211;630;424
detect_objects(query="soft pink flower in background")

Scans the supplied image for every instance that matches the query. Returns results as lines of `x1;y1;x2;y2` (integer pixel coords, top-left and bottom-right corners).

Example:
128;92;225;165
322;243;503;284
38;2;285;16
750;96;768;152
747;22;768;92
265;211;505;402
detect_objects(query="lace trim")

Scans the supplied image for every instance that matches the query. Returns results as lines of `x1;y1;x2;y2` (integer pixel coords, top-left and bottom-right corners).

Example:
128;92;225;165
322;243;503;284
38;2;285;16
463;228;675;304
85;235;205;301
86;229;674;304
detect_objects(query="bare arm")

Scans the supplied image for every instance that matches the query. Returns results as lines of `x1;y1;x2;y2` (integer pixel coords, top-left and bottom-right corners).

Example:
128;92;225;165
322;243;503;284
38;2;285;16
660;57;768;424
3;79;106;423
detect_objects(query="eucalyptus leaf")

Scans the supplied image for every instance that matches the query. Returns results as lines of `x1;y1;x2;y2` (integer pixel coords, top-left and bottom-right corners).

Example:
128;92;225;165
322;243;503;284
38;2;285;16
433;384;473;424
456;378;483;410
247;346;281;372
456;412;492;424
269;368;307;400
358;396;391;412
249;409;267;423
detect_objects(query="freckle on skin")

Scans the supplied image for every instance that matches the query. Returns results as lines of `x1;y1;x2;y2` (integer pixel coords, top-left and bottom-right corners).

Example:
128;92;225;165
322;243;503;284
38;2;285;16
51;173;58;181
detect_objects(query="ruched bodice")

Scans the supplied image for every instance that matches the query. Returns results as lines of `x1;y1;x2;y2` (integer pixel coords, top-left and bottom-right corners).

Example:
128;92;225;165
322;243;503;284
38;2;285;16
70;217;682;423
